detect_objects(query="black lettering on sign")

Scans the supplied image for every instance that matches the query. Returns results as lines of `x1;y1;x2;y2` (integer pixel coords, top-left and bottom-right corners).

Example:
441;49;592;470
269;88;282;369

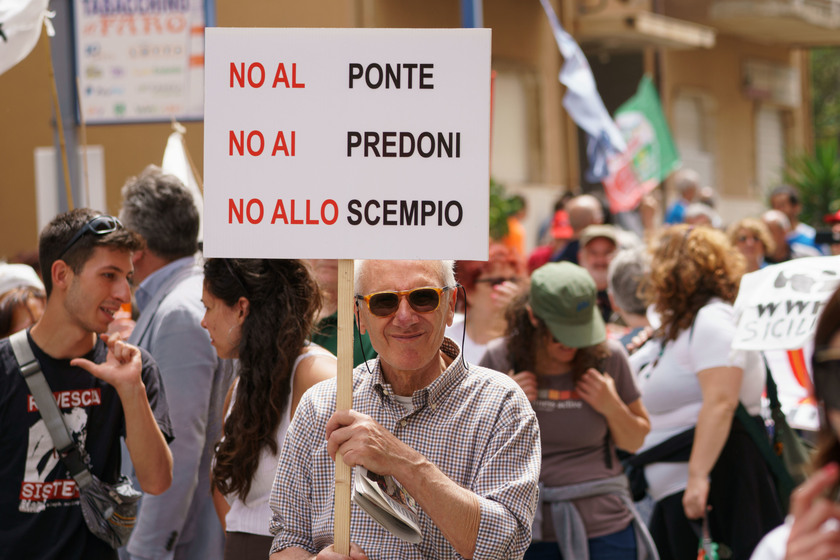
345;199;463;227
348;63;434;89
347;131;460;158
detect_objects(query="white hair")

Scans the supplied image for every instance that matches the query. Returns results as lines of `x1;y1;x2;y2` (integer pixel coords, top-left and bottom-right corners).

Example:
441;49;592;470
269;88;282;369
674;169;700;194
354;260;456;295
607;249;649;316
762;209;791;230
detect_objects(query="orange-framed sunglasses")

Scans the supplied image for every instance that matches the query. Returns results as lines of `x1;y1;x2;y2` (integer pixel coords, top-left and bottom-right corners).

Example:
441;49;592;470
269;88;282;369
355;286;452;318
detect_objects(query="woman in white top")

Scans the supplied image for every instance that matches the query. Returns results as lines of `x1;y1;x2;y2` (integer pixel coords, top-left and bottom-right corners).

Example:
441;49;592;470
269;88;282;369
751;285;840;560
635;225;783;559
201;258;336;560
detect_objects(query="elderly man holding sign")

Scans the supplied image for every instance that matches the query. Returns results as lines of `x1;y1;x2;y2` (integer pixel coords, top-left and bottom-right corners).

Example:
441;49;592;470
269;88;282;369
268;259;540;559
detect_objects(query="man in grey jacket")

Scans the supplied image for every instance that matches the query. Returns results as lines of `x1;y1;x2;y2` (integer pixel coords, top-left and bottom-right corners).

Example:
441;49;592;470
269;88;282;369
118;166;234;560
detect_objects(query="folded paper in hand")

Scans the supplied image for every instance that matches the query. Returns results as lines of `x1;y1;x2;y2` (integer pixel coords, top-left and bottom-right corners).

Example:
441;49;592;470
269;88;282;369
353;466;422;544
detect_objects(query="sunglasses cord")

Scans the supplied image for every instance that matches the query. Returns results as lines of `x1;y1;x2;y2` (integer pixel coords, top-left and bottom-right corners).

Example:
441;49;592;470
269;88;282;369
354;302;375;377
458;284;469;372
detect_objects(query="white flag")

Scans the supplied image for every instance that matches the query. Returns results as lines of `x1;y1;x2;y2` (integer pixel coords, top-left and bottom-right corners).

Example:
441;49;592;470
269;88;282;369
162;126;204;243
538;0;625;180
0;0;49;76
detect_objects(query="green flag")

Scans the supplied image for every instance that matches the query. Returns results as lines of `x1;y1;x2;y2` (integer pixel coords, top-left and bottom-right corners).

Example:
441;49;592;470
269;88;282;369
602;75;681;212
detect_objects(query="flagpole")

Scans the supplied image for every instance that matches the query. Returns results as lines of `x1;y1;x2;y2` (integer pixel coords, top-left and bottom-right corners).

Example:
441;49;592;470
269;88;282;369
75;77;91;206
42;19;73;210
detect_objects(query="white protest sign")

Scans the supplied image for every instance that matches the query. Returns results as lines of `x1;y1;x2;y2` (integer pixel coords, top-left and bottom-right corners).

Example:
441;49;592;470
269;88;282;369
203;28;491;260
733;255;840;351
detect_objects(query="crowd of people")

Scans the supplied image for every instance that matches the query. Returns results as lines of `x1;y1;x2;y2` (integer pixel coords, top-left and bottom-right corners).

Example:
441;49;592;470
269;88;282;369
1;165;840;560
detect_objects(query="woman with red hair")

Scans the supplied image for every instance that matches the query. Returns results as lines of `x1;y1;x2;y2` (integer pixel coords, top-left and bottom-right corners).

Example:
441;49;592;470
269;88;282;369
445;243;527;363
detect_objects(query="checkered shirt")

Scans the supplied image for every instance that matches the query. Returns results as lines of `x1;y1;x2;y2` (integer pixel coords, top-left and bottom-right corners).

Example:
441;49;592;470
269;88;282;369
269;337;541;559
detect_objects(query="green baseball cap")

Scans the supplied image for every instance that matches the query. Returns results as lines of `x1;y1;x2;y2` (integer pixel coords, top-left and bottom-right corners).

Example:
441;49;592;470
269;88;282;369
529;262;606;348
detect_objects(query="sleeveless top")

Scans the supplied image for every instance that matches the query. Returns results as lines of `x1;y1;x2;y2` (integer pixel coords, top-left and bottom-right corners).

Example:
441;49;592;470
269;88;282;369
223;345;335;535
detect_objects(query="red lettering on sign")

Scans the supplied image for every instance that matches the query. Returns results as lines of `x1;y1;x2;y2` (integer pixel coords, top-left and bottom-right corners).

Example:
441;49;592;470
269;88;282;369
230;62;266;88
271;200;288;225
305;200;319;224
228;199;264;224
229;130;265;156
96;14;185;37
230;199;244;223
322;200;338;225
269;200;339;225
272;63;305;88
289;200;304;225
271;131;295;157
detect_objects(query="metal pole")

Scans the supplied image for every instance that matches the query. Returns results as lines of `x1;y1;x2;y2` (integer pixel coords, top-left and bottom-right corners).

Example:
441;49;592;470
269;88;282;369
460;0;484;28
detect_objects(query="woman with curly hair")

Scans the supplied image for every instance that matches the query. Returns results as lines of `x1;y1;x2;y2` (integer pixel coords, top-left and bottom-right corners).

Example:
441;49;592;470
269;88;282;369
480;262;654;560
632;224;783;559
751;284;840;560
201;258;336;559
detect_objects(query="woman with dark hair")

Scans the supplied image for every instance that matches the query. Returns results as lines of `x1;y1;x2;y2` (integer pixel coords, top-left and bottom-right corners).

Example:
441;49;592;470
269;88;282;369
480;262;654;560
446;242;526;363
633;224;783;559
0;285;46;338
202;258;336;559
751;284;840;560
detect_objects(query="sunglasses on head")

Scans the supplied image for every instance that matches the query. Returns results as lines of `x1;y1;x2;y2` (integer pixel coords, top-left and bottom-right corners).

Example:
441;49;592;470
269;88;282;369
355;286;452;318
475;276;519;287
814;347;840;410
58;215;123;259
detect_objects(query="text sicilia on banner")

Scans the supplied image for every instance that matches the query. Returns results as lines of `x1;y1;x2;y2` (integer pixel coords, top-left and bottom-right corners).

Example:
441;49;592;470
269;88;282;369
203;28;491;260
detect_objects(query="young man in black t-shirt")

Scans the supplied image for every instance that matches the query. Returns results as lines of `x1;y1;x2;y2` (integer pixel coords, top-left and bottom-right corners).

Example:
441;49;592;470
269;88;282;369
0;208;173;560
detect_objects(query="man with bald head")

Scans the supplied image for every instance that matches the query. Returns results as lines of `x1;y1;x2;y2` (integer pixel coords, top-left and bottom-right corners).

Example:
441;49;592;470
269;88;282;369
269;260;540;560
551;194;605;265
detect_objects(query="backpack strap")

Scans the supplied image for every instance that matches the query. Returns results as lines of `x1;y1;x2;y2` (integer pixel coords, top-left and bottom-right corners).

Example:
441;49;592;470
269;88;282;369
9;330;93;489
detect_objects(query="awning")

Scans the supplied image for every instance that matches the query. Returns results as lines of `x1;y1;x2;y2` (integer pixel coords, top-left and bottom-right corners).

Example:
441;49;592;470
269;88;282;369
710;0;840;46
576;10;716;51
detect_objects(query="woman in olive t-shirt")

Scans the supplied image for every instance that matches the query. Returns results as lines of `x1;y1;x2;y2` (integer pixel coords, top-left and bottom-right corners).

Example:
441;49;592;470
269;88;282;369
480;262;652;560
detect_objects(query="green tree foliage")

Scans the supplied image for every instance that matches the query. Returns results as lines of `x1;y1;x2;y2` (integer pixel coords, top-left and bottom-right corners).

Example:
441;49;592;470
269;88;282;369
488;178;524;241
784;138;840;227
811;47;840;142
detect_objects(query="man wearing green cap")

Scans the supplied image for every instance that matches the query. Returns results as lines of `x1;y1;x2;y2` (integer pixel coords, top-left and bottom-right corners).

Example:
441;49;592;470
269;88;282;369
578;224;619;323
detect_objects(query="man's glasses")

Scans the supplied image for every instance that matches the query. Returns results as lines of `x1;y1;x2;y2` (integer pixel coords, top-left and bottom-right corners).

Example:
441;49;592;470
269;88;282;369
814;346;840;410
355;286;452;318
58;215;123;259
474;276;520;287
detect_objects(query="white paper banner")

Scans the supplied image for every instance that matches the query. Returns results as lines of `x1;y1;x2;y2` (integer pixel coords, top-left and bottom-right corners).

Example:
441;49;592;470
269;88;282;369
733;255;840;351
202;28;491;260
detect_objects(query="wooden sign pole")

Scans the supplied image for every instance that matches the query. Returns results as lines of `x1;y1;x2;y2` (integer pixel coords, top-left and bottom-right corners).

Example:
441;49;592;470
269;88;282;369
334;258;355;554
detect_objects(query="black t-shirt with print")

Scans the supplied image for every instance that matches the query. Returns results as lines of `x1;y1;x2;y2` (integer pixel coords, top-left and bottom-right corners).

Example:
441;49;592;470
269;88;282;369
0;331;173;560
